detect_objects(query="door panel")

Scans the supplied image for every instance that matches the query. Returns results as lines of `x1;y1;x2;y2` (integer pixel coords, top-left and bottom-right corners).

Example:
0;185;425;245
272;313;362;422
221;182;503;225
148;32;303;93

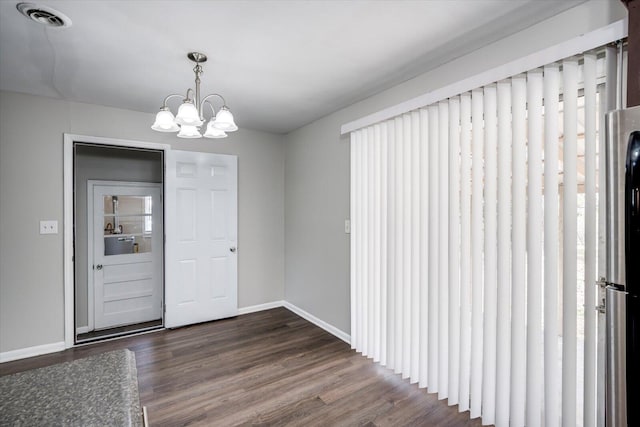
177;188;197;241
166;150;238;328
210;190;228;239
210;256;229;298
178;260;198;304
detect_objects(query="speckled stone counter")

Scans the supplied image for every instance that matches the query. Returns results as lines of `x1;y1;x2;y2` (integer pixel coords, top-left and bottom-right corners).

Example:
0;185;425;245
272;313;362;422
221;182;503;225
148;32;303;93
0;349;143;427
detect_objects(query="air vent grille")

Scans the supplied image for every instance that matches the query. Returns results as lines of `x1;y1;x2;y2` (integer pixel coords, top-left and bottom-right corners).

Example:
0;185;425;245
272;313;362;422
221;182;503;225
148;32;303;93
17;3;72;28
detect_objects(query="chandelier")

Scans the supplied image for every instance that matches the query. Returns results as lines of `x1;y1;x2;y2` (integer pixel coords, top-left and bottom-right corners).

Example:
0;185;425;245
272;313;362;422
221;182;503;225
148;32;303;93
151;52;238;139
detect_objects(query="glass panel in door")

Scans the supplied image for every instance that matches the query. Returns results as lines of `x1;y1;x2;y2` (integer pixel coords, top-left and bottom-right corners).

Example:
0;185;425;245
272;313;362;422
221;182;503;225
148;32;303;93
103;195;153;255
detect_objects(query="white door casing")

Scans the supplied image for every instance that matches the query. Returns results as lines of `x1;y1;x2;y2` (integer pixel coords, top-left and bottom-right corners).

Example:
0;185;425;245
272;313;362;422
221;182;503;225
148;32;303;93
165;150;238;328
89;181;163;330
64;134;171;348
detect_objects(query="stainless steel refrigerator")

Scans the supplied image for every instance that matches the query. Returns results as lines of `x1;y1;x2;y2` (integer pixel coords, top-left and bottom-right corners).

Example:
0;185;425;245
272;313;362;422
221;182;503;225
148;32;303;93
605;105;640;426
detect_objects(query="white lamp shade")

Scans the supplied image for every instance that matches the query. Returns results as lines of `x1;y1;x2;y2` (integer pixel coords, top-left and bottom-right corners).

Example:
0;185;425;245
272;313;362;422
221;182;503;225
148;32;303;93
151;109;179;132
177;125;202;138
203;121;228;139
175;101;203;126
212;107;238;131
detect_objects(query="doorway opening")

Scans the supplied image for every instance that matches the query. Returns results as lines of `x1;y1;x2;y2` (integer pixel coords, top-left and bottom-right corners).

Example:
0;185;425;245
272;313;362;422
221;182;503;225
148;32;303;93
73;143;164;344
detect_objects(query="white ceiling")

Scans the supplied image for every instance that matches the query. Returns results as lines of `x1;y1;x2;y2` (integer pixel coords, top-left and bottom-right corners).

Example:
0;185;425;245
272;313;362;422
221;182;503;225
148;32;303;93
0;0;584;134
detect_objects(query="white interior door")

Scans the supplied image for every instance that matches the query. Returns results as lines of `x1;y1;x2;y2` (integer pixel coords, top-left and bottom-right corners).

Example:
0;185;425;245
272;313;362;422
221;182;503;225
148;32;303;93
90;182;163;330
165;150;238;328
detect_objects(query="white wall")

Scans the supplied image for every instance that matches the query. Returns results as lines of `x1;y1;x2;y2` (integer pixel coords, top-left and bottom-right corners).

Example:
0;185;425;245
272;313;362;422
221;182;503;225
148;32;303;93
284;0;627;335
0;91;285;353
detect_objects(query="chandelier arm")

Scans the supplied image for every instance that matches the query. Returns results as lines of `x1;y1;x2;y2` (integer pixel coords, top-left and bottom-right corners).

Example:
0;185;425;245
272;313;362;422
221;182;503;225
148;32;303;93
204;100;217;120
161;93;183;109
199;94;227;116
185;88;195;102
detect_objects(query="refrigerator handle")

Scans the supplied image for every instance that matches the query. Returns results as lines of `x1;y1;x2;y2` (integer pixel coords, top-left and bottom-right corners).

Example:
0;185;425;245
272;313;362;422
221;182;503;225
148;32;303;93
605;285;628;427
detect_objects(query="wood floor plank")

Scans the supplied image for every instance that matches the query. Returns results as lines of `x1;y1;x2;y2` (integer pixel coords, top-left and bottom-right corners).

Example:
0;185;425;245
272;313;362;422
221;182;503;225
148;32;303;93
0;308;484;426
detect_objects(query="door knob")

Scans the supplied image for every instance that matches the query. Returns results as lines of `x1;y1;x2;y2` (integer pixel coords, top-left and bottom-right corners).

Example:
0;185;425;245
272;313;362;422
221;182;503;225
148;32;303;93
230;247;236;253
96;264;103;270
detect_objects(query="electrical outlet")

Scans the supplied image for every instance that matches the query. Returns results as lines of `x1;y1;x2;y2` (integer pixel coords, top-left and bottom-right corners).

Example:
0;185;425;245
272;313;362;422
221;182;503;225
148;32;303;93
345;219;351;234
40;220;58;235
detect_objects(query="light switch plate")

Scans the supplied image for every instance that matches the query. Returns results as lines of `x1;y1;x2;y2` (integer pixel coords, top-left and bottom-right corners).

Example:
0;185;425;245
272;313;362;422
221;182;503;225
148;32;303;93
40;220;58;234
344;219;351;234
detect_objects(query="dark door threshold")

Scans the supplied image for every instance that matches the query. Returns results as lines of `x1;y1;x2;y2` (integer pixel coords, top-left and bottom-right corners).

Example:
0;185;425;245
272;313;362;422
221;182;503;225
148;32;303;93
76;319;163;344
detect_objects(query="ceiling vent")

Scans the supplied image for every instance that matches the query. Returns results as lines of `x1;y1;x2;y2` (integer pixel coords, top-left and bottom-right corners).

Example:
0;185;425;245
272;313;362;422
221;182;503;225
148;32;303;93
16;3;72;28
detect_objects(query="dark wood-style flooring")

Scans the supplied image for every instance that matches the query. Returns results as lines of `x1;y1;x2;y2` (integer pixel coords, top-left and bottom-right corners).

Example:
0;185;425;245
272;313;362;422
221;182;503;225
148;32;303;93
0;308;482;426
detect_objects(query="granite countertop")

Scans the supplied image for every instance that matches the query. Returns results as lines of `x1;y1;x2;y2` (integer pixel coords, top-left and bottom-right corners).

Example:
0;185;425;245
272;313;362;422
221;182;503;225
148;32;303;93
0;349;143;427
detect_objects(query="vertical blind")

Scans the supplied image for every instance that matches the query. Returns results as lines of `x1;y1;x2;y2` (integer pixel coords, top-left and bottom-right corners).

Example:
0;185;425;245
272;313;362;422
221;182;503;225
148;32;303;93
350;48;612;426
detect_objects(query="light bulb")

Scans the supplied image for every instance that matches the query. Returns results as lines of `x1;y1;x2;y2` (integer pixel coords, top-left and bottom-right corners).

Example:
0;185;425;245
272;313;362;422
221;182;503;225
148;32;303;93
175;101;203;126
212;106;238;131
203;121;228;138
177;125;202;138
151;109;179;132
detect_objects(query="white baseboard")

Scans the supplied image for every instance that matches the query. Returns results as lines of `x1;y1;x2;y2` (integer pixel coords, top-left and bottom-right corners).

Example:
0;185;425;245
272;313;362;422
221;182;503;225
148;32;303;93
236;300;351;344
237;300;284;315
2;301;348;363
0;341;66;363
283;301;351;345
76;326;90;334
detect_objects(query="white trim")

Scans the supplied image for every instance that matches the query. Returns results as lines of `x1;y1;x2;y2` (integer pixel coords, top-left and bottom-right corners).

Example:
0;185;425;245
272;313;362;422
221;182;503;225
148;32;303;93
237;300;284;315
63;134;171;349
341;19;627;135
64;133;171;152
86;181;94;333
283;301;351;344
64;137;74;348
0;341;65;363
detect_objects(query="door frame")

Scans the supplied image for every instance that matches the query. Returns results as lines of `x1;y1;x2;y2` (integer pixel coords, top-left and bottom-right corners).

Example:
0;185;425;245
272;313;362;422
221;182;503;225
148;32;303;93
63;134;170;348
86;180;163;333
